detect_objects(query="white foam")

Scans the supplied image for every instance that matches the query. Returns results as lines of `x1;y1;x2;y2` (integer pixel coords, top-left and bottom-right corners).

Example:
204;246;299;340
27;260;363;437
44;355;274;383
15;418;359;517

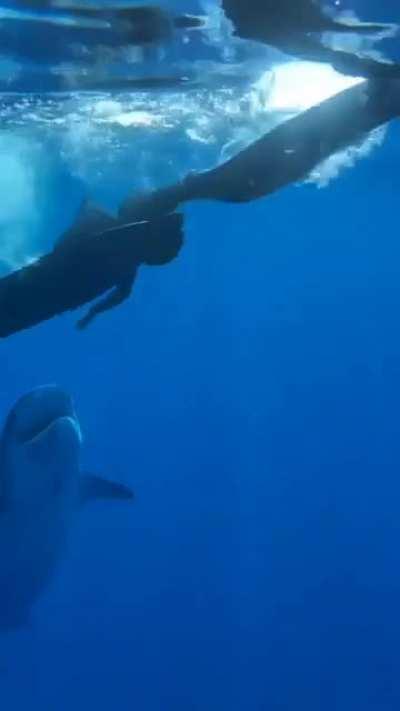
0;135;42;271
305;125;387;188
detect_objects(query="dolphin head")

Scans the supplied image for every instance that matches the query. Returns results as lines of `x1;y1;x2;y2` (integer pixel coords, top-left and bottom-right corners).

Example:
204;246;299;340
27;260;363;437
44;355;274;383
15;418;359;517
0;385;82;509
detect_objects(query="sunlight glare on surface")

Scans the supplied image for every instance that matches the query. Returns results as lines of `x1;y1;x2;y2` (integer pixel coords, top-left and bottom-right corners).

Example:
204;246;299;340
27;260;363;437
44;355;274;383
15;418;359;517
255;61;365;113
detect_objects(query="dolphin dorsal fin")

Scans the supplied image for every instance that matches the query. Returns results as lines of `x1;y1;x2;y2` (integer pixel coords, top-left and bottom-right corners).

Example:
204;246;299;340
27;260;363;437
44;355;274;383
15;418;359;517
80;474;134;506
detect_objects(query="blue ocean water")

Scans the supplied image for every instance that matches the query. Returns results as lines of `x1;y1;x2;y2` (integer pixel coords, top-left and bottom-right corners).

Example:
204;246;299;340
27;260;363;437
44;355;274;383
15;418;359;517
1;2;400;710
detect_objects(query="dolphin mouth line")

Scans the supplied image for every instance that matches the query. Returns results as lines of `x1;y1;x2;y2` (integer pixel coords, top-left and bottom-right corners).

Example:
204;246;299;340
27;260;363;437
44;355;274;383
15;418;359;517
18;414;79;445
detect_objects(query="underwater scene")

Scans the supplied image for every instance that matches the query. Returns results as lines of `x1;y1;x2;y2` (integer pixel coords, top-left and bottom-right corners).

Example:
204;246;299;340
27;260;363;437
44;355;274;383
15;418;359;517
1;0;400;709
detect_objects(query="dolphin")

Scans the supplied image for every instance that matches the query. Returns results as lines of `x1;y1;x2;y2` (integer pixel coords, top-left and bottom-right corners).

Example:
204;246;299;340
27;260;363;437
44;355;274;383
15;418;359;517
0;385;133;630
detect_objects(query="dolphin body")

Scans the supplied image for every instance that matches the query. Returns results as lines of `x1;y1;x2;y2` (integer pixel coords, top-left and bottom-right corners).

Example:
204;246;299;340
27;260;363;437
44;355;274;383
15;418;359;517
0;385;133;630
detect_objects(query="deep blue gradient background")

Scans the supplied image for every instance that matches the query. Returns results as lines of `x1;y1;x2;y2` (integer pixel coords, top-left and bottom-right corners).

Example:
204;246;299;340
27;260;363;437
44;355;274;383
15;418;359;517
1;121;400;709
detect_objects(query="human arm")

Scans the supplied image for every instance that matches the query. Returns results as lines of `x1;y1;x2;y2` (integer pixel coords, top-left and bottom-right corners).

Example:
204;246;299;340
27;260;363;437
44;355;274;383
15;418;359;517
76;270;137;330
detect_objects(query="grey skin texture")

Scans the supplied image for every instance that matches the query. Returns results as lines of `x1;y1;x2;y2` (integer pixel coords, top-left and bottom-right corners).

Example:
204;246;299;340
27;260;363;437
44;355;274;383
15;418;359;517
0;385;133;630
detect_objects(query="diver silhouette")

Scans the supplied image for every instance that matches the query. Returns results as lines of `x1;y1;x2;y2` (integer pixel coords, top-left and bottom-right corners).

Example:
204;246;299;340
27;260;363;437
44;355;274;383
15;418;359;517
119;78;400;221
221;0;400;80
0;206;184;338
1;78;400;339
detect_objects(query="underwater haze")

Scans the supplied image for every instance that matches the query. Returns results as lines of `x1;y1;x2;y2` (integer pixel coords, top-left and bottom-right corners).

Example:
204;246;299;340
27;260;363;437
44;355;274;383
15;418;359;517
1;1;400;709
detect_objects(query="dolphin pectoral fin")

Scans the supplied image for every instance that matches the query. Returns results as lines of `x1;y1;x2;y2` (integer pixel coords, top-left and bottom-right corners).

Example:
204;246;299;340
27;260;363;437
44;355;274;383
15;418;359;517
80;474;134;505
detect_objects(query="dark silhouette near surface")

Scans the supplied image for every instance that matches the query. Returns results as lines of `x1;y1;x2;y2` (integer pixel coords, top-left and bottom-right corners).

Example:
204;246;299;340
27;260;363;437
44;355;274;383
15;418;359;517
1;79;400;339
10;2;204;45
119;78;400;222
222;0;399;79
0;2;205;82
0;207;183;338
